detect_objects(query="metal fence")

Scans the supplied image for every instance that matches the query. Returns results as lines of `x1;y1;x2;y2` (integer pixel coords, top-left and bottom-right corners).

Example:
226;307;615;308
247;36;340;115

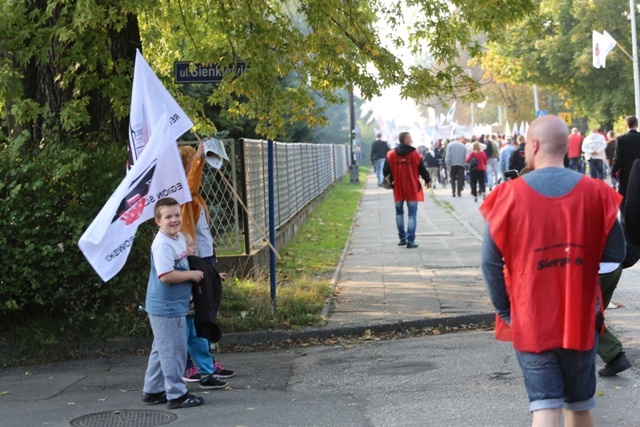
188;139;348;254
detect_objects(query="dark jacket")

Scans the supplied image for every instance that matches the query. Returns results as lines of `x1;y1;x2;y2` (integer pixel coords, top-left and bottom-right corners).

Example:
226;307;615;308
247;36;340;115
371;139;390;162
187;256;222;343
612;129;640;197
509;144;526;172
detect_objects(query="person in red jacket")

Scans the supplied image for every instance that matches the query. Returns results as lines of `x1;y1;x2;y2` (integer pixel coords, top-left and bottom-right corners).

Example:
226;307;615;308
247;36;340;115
383;132;431;248
567;127;584;172
465;142;488;202
480;115;625;427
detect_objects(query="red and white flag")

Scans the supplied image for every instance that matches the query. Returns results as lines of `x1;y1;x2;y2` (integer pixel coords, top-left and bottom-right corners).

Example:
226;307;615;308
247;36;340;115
78;115;191;281
128;49;193;169
593;30;617;69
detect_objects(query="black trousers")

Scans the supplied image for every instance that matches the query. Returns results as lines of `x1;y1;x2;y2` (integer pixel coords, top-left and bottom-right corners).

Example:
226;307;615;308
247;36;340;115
450;165;465;195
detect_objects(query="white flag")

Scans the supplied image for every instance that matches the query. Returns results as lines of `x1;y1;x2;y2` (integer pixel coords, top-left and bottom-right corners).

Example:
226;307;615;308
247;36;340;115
593;30;617;69
477;97;488;109
446;102;456;124
78;116;192;281
512;123;519;136
519;121;526;136
128;49;194;169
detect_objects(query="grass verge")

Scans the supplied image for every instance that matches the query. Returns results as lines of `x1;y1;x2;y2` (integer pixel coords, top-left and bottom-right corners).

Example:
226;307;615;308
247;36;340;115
217;166;367;332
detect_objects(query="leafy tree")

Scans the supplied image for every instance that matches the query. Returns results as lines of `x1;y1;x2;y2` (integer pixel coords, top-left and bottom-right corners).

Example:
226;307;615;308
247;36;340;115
480;0;636;128
0;0;538;350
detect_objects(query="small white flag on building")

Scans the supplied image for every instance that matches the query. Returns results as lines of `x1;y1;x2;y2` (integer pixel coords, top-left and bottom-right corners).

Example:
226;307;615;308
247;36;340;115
128;49;194;169
78;116;192;282
593;30;617;69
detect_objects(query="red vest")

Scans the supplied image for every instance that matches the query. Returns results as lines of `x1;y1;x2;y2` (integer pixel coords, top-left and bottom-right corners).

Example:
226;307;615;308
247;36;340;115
387;149;424;202
480;176;621;352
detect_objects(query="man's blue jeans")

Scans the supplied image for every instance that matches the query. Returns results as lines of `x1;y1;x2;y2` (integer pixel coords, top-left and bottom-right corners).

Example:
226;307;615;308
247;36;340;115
374;158;386;186
589;158;604;180
395;200;418;243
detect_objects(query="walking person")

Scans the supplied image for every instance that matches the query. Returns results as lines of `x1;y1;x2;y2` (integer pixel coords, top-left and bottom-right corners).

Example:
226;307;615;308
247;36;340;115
499;137;516;178
582;129;607;180
444;137;466;197
371;133;390;187
484;136;500;189
480;115;625;427
605;131;616;189
612;116;640;207
422;146;440;189
466;142;488;202
567;128;584;172
383;132;431;249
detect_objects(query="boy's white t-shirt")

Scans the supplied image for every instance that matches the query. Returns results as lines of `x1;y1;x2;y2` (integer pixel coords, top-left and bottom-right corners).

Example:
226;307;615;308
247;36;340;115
145;231;192;317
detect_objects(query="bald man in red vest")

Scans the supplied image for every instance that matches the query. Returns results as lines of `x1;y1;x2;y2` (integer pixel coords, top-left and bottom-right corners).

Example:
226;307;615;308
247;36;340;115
480;115;625;427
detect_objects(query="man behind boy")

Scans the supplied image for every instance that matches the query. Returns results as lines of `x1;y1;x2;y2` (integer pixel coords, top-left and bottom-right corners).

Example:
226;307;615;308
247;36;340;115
141;197;205;409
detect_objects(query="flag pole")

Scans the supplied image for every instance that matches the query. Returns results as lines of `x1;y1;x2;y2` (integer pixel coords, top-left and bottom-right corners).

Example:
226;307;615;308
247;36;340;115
631;0;640;118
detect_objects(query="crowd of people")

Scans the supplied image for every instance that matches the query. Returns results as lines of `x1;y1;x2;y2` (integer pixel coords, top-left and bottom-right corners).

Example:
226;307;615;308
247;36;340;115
375;116;640;426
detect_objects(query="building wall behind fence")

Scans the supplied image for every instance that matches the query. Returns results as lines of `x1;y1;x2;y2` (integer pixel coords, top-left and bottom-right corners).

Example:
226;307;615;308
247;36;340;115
190;139;348;256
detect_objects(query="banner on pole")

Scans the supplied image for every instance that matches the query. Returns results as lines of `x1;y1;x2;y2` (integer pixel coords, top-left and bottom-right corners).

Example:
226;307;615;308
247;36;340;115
79;116;191;282
128;50;194;169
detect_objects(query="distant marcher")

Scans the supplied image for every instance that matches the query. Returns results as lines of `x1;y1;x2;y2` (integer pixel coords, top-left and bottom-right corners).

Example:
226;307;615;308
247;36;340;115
568;128;584;172
605;131;616;188
466;142;488;202
509;135;526;173
612;116;640;206
445;138;467;197
484;136;500;189
481;115;625;427
422;146;440;189
499;137;516;178
383;132;431;248
371;134;390;187
582;129;607;180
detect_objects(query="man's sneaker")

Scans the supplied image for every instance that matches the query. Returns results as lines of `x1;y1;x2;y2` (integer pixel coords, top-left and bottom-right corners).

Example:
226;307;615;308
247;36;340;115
598;352;632;377
167;392;204;409
398;239;407;246
142;391;167;404
406;242;419;249
199;375;228;389
213;362;235;379
183;366;201;383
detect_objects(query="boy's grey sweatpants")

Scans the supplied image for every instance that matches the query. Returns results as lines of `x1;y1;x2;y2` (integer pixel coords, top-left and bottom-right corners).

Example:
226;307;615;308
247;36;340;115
143;315;188;400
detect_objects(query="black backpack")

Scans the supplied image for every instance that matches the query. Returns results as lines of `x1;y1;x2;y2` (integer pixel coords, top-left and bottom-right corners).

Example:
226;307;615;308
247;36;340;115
467;156;479;171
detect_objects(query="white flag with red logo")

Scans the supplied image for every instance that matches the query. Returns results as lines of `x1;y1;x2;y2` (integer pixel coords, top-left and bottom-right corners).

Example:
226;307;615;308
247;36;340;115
78;116;191;281
593;30;617;69
128;49;193;169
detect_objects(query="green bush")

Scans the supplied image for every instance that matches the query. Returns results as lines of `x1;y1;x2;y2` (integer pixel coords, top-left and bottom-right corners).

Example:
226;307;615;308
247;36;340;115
0;135;153;359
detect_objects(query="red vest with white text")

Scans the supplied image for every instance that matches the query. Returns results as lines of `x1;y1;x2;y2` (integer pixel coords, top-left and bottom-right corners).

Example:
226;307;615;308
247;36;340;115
480;176;620;352
387;149;424;202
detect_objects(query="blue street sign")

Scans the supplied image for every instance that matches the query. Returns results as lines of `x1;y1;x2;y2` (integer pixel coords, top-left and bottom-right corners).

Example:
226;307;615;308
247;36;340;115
536;110;547;118
174;61;248;84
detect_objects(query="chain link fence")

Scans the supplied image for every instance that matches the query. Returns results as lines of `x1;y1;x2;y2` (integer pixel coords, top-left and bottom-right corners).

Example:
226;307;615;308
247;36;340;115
183;139;348;255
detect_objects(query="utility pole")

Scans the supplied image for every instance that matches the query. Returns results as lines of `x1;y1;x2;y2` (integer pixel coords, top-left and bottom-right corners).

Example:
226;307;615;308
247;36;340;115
349;90;359;183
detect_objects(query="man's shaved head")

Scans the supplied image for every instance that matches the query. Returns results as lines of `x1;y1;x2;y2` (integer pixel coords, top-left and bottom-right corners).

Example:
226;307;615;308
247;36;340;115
525;115;569;169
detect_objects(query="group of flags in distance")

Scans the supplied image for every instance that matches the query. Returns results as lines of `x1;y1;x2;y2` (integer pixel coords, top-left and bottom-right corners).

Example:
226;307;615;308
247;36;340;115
78;50;195;282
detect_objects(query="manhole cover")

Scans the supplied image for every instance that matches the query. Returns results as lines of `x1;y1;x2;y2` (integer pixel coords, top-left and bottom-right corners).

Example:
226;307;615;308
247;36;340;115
70;409;177;427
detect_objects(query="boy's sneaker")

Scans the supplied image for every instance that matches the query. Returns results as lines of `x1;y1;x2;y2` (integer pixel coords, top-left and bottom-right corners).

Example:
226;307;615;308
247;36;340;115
199;375;228;389
183;366;201;383
166;392;204;409
213;362;235;379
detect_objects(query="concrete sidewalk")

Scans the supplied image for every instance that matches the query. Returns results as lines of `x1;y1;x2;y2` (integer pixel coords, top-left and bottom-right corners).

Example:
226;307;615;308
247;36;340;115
327;170;492;328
